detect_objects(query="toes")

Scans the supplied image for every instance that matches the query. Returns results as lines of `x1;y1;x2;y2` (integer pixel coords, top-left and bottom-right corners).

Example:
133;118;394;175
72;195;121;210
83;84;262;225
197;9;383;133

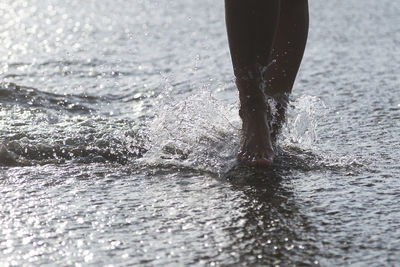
237;151;274;168
260;152;274;167
257;156;273;167
254;153;273;168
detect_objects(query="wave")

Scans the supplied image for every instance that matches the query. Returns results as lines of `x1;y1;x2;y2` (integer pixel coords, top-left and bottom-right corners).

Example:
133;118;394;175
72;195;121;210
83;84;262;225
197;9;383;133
0;82;94;114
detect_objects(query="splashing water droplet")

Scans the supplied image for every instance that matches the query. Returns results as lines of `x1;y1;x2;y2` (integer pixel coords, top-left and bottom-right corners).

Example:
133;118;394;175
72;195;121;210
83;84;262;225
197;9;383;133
280;95;326;150
140;88;240;174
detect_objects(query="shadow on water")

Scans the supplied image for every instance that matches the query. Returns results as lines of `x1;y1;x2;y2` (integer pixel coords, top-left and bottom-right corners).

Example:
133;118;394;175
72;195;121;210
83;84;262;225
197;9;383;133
216;162;320;265
127;156;323;265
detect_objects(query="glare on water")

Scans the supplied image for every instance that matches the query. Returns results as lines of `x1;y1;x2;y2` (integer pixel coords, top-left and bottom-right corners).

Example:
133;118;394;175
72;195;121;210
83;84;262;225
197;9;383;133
1;0;400;266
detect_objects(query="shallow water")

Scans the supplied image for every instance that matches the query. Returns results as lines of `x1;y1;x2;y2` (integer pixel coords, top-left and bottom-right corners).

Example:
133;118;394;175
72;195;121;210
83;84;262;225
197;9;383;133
1;0;400;265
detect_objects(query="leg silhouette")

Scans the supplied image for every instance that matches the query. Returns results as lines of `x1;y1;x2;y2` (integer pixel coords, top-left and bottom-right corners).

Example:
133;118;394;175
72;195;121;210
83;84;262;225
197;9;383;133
225;0;309;167
264;0;309;139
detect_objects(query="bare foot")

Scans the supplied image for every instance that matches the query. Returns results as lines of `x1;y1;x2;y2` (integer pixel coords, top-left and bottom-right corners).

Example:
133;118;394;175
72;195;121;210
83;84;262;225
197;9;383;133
236;79;275;168
238;107;274;167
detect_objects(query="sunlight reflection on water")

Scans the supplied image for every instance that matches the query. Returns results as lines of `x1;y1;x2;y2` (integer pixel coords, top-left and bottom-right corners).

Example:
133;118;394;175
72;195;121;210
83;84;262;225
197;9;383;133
1;0;400;265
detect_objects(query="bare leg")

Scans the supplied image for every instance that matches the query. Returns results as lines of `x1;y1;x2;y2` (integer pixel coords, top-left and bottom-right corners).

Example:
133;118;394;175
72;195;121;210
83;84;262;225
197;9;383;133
225;0;280;167
264;0;309;139
225;0;309;167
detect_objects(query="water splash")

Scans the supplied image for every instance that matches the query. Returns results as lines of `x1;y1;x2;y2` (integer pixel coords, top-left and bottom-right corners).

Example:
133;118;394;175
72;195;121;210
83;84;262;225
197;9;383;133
280;95;326;150
138;87;341;174
278;95;366;171
0;82;360;172
136;82;345;174
140;87;240;174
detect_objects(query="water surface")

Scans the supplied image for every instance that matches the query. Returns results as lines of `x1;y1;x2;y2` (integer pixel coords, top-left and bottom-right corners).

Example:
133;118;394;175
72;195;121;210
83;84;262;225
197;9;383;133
1;0;400;265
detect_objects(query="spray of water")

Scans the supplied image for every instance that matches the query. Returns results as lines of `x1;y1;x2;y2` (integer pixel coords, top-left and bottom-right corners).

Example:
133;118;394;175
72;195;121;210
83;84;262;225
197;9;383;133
140;87;240;174
139;84;329;173
2;82;356;172
280;95;326;150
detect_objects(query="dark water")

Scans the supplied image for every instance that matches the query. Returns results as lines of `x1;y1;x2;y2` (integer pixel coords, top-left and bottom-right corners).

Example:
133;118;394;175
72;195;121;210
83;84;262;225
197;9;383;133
1;0;400;266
